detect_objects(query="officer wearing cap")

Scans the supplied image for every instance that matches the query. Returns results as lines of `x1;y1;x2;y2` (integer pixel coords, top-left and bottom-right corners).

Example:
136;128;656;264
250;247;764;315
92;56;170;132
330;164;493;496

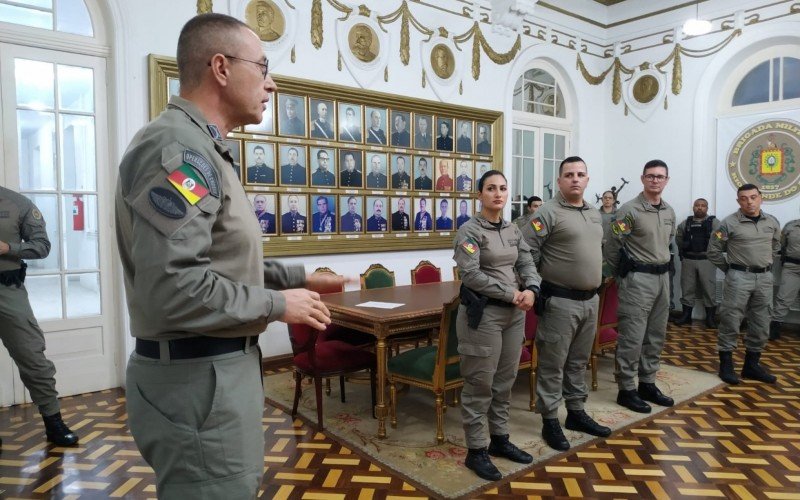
674;198;720;328
604;160;676;414
0;186;79;448
771;214;800;340
520;156;611;451
454;170;541;481
707;184;780;385
116;14;337;498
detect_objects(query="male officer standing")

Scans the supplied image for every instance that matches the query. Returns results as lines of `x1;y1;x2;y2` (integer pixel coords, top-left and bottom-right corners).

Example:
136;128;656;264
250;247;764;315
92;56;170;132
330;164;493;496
0;186;79;448
707;184;780;384
116;14;335;497
521;157;610;451
771;214;800;339
674;198;720;328
604;160;676;414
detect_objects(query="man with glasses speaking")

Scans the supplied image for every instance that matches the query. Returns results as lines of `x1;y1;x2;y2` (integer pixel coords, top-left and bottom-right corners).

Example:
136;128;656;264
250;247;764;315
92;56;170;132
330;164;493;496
604;160;677;415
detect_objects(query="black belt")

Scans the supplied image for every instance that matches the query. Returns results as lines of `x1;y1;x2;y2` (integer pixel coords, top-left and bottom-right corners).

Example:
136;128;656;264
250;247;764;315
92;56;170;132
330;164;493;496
683;254;708;260
486;298;515;308
631;262;670;274
541;281;598;301
135;336;258;360
785;256;800;265
730;263;772;273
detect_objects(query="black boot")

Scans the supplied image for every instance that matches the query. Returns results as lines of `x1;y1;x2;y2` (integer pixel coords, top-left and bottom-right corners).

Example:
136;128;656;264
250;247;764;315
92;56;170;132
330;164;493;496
488;434;532;463
769;321;782;341
542;418;570;451
718;351;739;385
673;305;693;326
42;412;79;446
741;351;777;383
464;448;502;481
616;389;651;413
638;382;674;407
705;307;718;329
565;409;611;437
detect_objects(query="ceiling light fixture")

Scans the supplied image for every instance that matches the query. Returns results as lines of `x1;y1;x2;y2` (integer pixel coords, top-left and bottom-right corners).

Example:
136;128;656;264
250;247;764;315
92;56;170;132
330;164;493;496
682;2;712;36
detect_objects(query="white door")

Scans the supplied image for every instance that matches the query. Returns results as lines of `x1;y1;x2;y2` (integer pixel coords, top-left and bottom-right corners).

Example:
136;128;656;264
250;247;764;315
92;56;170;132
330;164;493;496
0;43;117;407
510;125;570;218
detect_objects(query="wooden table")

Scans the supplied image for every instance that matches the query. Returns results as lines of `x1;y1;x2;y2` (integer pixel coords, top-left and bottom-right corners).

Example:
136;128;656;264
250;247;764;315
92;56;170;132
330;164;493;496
321;281;461;438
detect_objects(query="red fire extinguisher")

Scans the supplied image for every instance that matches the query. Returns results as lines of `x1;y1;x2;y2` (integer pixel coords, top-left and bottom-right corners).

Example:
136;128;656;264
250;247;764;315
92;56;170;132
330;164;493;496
72;195;85;231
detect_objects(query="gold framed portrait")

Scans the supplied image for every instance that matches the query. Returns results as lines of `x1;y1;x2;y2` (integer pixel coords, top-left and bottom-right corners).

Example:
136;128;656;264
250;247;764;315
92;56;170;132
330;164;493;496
349;23;379;63
245;0;285;42
430;44;455;80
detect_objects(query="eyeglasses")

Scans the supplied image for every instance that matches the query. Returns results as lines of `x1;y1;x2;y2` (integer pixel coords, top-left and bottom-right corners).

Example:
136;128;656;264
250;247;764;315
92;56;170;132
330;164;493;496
643;174;668;182
211;54;270;79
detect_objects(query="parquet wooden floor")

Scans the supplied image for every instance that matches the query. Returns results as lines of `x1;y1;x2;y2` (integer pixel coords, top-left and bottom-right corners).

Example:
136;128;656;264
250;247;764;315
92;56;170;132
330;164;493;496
0;324;798;499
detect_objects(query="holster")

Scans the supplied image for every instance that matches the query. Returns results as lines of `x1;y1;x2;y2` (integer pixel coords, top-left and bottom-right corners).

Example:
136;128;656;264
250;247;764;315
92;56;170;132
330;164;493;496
618;247;634;278
459;284;488;329
534;292;548;317
0;262;26;288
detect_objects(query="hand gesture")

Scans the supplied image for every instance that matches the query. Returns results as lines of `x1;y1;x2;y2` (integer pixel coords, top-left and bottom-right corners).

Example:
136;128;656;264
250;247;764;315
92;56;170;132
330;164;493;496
279;289;331;330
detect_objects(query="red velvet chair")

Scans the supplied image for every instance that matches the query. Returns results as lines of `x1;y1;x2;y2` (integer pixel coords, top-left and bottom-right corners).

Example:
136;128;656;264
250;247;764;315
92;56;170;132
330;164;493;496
410;260;442;284
311;267;373;347
518;308;539;411
591;278;620;391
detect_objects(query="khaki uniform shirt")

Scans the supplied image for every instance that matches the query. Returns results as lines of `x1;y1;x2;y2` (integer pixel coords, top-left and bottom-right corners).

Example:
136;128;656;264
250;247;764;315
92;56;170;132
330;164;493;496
453;213;540;303
116;96;304;341
604;192;676;275
520;192;603;291
0;186;51;272
781;219;800;260
707;210;781;272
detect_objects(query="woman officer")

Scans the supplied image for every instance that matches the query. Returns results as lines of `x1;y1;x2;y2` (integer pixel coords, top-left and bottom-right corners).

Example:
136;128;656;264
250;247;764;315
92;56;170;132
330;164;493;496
454;170;541;481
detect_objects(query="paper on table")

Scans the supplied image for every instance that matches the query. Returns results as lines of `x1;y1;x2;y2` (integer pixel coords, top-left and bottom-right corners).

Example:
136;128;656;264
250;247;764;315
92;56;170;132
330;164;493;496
356;301;404;309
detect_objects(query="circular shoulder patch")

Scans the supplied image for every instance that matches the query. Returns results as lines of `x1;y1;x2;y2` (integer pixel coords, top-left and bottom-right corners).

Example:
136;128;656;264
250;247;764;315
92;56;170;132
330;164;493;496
31;208;42;220
149;187;187;219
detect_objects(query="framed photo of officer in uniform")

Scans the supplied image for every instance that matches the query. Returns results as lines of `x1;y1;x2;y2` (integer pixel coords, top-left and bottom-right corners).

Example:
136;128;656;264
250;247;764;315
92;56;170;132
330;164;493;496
390;153;412;190
244;141;276;186
413;155;434;191
456;198;473;229
365;196;388;232
249;192;277;235
277;93;306;137
435;197;454;231
475;122;492;155
455;119;473;154
475;161;491;187
309;147;337;187
339;149;363;188
436;117;454;152
414;113;433;150
280;194;308;234
365;106;388;145
244;99;275;134
413;196;434;232
278;144;308;186
390;110;411;148
390;196;411;232
339;195;364;233
309;98;336;141
365;152;388;189
454;159;473;193
338;103;363;143
435;158;454;192
311;195;336;234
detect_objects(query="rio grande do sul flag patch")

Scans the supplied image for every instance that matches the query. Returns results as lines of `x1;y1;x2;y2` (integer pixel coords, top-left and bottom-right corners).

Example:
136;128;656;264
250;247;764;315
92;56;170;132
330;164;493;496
461;237;478;254
167;164;209;205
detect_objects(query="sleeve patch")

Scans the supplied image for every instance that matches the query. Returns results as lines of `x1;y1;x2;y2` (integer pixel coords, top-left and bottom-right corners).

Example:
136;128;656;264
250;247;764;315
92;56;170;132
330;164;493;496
612;218;631;235
714;229;727;241
184;149;220;198
531;218;544;232
167;163;210;205
149;187;187;219
461;237;479;254
31;208;42;220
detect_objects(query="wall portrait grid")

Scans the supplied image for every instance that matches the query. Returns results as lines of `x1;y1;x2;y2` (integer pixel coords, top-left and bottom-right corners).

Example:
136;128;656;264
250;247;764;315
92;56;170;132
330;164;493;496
149;55;503;256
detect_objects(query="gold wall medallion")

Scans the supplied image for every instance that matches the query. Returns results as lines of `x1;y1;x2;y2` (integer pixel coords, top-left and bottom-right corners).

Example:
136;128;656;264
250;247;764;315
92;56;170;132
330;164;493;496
197;0;212;14
632;74;659;103
245;0;285;42
430;43;455;80
349;23;380;63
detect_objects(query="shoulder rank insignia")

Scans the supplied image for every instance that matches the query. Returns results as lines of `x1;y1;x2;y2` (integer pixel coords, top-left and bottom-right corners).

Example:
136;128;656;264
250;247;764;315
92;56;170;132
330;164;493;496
461;237;478;255
207;124;222;140
31;208;42;220
531;218;543;232
167;163;209;205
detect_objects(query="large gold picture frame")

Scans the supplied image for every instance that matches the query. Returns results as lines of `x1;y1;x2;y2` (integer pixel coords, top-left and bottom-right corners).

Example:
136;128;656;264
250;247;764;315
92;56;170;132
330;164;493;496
149;54;503;257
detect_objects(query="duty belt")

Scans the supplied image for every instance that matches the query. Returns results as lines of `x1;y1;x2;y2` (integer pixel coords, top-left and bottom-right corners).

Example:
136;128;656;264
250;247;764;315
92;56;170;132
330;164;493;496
683;253;708;260
631;262;670;274
135;336;258;360
730;263;772;273
541;281;598;301
486;297;515;308
784;256;800;265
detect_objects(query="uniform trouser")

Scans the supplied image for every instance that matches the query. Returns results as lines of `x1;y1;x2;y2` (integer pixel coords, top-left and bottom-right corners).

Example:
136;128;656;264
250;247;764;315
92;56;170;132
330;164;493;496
773;263;800;321
0;283;59;416
680;258;717;307
126;347;264;499
457;304;524;449
718;269;773;352
615;272;670;390
534;295;599;419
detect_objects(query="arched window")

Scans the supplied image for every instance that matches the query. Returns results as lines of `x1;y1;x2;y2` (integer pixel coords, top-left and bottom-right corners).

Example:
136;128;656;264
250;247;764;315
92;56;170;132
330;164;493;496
513;68;566;118
733;56;800;106
0;0;93;36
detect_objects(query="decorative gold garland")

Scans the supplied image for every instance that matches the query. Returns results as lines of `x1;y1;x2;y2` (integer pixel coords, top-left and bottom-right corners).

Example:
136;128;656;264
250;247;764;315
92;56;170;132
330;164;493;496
378;1;435;66
453;22;521;80
197;0;212;14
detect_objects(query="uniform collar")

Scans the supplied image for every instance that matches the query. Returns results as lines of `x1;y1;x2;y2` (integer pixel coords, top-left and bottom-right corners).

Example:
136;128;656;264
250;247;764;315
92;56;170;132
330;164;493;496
735;209;767;222
167;95;225;143
636;192;670;212
474;212;509;228
554;191;590;210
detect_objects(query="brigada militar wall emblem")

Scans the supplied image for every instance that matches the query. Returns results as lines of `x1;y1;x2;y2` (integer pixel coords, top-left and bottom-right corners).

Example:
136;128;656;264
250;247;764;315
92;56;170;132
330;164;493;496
727;119;800;201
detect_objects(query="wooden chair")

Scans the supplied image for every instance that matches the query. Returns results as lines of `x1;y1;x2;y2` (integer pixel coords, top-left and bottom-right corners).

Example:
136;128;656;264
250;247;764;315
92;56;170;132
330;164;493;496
410;260;442;285
517;308;539;411
591;278;620;391
387;296;464;444
310;267;373;347
360;263;396;290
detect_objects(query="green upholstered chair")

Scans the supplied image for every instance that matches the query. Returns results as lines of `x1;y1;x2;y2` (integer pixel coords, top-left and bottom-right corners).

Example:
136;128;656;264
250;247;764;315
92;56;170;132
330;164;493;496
360;263;396;290
387;296;463;444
